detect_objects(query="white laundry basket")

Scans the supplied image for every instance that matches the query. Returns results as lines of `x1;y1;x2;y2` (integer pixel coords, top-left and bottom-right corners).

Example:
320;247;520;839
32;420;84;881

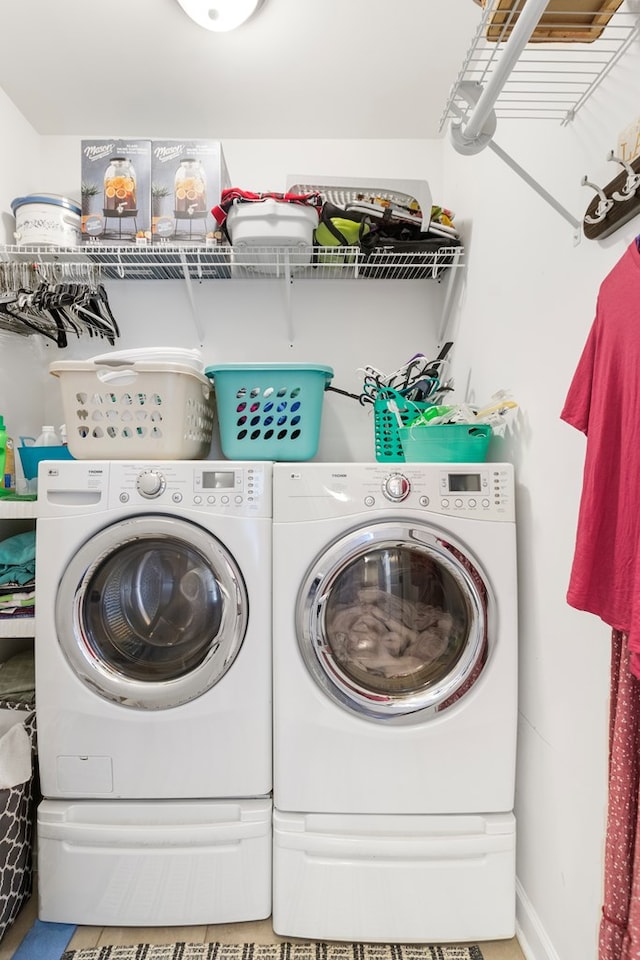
49;359;215;460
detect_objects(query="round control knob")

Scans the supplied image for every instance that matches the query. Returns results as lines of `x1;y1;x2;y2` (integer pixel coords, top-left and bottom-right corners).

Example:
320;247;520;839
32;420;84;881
136;470;166;499
382;473;411;502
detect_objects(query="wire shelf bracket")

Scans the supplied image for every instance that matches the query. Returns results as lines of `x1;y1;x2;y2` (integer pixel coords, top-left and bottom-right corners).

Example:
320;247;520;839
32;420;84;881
442;0;640;241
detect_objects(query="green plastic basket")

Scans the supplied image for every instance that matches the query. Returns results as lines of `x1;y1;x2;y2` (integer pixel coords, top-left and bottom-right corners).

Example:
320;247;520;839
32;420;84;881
398;423;492;463
374;389;433;462
205;363;334;461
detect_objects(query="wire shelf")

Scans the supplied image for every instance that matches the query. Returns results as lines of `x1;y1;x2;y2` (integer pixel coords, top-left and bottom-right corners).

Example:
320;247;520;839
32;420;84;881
0;244;465;283
440;0;640;127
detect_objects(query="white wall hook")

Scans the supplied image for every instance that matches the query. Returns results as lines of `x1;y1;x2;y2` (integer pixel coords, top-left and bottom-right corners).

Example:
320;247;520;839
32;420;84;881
582;175;614;224
607;150;640;202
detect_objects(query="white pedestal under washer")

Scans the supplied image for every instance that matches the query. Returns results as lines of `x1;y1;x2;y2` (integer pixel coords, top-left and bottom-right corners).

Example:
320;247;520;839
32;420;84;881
35;460;272;925
271;461;517;942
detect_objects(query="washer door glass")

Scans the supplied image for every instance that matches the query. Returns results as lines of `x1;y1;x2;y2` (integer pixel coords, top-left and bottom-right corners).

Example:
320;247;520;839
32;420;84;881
56;515;248;709
297;521;490;722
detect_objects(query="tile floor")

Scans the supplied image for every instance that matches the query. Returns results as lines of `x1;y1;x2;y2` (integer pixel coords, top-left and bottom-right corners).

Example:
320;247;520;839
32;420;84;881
0;896;527;960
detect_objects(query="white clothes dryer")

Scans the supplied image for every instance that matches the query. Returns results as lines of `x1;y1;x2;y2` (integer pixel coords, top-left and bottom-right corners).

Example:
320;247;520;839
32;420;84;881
272;462;518;943
35;459;272;926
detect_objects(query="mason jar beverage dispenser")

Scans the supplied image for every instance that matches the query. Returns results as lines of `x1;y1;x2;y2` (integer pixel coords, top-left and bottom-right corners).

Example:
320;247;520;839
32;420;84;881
174;158;206;214
104;157;137;212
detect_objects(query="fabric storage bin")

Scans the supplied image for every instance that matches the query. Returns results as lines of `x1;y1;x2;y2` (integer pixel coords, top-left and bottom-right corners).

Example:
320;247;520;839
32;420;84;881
226;199;319;275
49;359;215;460
205;363;333;461
399;423;492;463
0;705;36;942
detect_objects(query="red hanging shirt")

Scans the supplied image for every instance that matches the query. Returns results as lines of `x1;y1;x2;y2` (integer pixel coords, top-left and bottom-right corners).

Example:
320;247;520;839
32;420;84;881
561;240;640;677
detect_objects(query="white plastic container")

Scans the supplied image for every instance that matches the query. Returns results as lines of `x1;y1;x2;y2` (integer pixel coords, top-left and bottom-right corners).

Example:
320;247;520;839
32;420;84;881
38;797;272;925
11;194;81;247
226;198;318;275
34;426;60;447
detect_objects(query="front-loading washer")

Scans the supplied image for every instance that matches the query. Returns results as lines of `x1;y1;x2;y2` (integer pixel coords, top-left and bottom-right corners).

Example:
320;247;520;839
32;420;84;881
35;459;272;926
272;461;517;943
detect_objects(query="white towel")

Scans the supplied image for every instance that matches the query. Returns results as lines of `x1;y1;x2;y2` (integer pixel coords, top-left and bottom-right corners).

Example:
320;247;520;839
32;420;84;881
0;713;31;789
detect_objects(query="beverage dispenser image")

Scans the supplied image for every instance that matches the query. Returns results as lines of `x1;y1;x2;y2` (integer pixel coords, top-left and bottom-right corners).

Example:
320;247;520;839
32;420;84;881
174;158;207;239
103;156;138;238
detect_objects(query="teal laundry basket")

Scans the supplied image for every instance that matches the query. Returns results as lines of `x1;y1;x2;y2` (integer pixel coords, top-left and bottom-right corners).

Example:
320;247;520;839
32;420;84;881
205;363;334;461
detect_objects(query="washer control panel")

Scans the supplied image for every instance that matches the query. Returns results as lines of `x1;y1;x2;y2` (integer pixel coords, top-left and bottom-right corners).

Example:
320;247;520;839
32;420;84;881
106;461;271;517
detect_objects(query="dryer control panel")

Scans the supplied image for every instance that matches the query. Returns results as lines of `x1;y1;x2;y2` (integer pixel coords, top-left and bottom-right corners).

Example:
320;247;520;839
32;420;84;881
273;462;514;523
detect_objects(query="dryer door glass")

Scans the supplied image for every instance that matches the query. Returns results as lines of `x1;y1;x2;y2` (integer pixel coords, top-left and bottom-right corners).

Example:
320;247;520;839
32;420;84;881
297;521;488;722
56;515;248;709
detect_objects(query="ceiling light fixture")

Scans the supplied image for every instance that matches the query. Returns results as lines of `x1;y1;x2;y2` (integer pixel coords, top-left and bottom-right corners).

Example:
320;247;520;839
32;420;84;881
175;0;265;32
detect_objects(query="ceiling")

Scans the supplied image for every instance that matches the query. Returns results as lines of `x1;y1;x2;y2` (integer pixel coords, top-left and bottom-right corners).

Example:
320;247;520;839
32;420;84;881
0;0;482;139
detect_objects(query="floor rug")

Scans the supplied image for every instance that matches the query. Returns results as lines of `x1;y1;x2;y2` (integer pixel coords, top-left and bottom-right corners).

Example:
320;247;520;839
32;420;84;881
61;944;484;960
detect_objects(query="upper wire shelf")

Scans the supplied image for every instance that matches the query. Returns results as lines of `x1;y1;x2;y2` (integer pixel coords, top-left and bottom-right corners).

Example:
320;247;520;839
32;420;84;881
440;0;640;127
0;244;464;283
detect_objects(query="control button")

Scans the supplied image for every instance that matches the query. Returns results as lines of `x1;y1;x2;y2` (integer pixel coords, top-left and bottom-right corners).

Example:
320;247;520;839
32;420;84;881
482;498;490;507
364;495;375;507
207;496;216;504
221;495;230;504
235;495;243;504
383;473;411;502
136;469;166;499
419;496;430;507
455;498;463;508
119;492;129;503
441;498;450;508
172;492;183;503
468;498;477;508
193;495;202;505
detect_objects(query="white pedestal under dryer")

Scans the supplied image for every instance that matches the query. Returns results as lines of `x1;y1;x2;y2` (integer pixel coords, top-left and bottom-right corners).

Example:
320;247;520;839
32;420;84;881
35;460;272;927
272;462;518;943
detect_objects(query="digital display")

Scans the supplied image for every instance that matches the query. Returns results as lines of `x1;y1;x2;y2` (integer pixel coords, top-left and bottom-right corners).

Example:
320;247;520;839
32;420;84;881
202;471;235;490
448;473;481;493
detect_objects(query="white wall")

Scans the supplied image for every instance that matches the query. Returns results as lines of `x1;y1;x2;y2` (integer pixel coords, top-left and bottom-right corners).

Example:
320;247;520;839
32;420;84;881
442;48;640;960
0;87;53;453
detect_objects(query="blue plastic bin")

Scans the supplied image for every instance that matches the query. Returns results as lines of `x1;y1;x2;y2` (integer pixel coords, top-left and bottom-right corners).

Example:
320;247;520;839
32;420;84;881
17;445;74;481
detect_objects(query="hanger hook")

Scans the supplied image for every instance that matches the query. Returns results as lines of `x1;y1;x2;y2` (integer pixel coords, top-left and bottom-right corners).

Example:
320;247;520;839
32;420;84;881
607;150;640;202
582;175;614;224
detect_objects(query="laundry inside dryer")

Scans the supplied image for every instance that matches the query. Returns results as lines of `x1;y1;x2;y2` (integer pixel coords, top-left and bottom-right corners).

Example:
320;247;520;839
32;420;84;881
324;545;471;692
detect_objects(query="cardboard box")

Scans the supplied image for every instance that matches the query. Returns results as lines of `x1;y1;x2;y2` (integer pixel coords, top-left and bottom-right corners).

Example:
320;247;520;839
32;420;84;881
151;140;231;245
81;139;151;246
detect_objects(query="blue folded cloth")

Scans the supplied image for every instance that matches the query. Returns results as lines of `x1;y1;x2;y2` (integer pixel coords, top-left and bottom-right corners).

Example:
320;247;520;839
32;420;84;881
0;531;36;586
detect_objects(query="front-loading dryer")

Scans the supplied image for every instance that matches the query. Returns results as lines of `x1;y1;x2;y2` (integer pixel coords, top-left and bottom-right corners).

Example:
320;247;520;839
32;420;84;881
35;459;272;926
272;461;517;943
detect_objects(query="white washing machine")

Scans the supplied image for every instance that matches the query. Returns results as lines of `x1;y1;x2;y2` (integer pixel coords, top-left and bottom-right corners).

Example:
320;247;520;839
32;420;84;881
272;461;517;943
35;459;272;926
